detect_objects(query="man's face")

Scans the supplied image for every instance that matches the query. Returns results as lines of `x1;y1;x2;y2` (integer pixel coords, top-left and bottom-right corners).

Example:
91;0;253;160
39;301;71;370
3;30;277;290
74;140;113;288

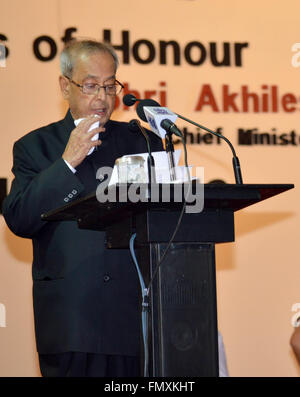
60;51;117;125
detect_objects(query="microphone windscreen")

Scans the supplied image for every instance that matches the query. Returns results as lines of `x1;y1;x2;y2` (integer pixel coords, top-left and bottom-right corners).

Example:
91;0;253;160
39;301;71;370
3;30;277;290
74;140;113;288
123;94;137;106
128;119;140;132
160;118;173;131
136;99;161;122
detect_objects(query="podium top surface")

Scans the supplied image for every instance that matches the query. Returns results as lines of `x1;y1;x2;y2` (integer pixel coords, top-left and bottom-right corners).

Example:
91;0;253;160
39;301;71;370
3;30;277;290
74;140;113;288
41;183;294;227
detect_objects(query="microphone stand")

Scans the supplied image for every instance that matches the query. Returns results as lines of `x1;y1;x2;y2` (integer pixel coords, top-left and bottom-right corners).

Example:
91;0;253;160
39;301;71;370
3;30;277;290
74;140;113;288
131;119;156;184
176;113;243;184
165;132;177;181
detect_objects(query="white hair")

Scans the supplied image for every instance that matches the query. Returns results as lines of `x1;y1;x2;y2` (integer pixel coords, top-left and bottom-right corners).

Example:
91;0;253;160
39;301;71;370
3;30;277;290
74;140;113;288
60;39;119;77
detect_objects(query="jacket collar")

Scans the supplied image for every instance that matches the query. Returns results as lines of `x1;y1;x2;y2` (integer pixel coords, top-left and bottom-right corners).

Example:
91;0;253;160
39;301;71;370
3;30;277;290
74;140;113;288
62;109;75;132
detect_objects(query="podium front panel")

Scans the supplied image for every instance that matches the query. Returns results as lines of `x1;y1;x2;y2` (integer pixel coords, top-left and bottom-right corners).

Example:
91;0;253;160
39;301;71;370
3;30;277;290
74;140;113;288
139;242;219;377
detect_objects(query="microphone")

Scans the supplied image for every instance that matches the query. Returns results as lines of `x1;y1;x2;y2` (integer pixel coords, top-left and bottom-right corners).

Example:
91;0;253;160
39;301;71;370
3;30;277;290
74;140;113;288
135;100;243;185
142;106;182;139
122;94;160;118
136;99;161;122
123;94;138;107
128;118;141;133
128;119;156;183
122;94;161;121
160;119;183;138
139;106;180;182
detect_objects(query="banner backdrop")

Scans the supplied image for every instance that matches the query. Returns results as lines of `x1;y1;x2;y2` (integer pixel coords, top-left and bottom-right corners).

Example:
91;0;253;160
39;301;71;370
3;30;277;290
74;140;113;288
0;0;299;376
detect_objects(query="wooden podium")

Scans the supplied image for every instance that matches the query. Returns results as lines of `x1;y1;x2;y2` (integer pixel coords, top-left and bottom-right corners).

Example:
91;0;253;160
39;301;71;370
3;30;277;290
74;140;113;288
42;183;294;377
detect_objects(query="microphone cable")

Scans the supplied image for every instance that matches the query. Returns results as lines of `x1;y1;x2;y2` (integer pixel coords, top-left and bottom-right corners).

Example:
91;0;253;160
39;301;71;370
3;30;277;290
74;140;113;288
129;233;150;377
125;95;193;375
129;126;191;377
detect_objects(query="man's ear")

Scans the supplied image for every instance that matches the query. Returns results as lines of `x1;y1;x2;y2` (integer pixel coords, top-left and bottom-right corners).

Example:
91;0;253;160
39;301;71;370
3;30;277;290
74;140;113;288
59;75;70;100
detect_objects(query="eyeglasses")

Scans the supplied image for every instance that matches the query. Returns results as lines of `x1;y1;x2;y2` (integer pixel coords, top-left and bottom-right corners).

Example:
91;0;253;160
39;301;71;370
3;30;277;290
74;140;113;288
64;76;124;96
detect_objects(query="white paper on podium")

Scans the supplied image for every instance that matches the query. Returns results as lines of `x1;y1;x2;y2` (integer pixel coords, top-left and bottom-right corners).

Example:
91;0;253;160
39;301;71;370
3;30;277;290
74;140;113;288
108;150;183;185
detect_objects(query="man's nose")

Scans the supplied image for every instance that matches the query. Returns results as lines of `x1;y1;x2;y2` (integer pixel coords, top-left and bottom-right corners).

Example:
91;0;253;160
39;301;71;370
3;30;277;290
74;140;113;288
95;86;107;100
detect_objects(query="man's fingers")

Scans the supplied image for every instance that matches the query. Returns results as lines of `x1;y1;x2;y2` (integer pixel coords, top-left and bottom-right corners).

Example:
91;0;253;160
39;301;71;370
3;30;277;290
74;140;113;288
88;127;106;137
89;139;102;148
76;115;101;132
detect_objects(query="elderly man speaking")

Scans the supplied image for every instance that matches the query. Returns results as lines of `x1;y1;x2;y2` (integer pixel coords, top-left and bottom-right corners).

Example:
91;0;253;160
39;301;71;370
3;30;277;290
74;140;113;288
3;39;163;377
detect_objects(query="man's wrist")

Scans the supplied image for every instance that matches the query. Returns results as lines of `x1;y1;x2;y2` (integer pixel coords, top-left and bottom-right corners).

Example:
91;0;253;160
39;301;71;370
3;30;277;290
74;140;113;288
63;158;76;173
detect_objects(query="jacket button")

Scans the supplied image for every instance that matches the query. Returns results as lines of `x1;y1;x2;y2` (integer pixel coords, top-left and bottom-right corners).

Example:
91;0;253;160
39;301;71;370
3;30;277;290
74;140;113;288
103;275;110;282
